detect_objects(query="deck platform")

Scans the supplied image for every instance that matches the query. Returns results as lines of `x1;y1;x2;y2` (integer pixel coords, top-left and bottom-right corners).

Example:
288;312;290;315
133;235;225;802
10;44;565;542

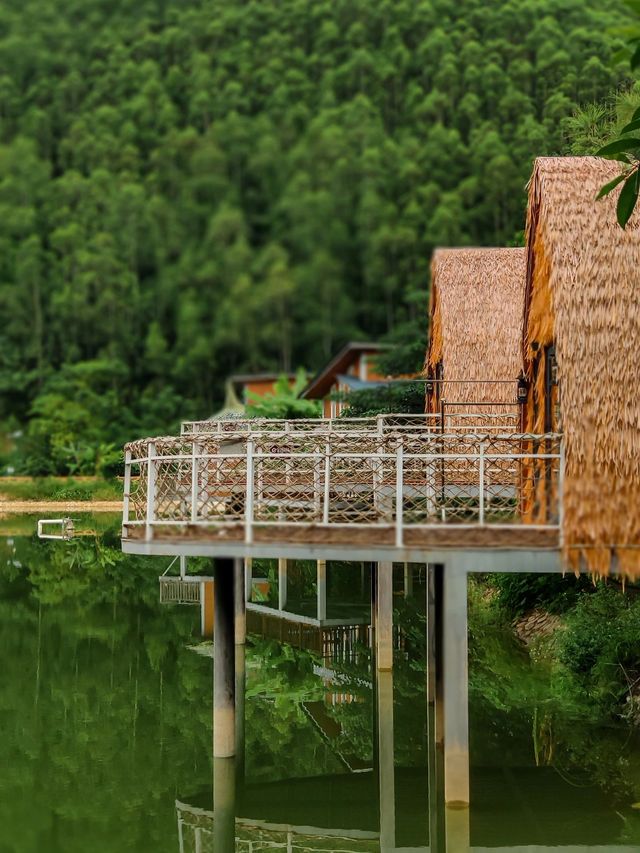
122;425;563;566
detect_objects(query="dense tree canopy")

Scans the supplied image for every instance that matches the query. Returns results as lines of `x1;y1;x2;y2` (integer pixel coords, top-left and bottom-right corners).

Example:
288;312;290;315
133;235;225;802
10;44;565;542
0;0;630;470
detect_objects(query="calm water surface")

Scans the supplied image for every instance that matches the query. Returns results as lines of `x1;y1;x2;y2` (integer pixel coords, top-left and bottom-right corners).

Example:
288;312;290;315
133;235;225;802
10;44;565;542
0;518;639;852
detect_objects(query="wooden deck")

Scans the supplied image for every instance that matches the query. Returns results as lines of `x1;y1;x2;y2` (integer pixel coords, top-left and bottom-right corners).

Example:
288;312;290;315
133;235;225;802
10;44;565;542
124;521;560;568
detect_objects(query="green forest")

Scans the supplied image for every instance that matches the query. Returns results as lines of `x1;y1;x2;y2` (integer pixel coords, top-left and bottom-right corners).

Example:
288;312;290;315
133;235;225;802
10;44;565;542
0;0;633;473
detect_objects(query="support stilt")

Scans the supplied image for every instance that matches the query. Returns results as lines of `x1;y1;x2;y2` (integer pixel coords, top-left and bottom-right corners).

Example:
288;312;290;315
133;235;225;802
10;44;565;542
235;643;246;785
443;563;469;808
214;558;235;758
376;561;393;671
278;558;288;611
317;560;327;622
403;562;413;598
244;558;252;603
234;557;246;645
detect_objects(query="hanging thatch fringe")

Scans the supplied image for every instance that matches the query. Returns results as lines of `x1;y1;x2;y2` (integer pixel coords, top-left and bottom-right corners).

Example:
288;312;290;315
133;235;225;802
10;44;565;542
524;156;640;579
426;248;526;414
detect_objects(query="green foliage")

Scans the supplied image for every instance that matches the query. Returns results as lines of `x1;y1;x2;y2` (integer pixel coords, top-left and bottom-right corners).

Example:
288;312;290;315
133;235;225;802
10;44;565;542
580;2;640;225
0;476;121;501
0;0;628;465
245;370;321;419
340;381;425;416
556;586;640;702
491;572;594;616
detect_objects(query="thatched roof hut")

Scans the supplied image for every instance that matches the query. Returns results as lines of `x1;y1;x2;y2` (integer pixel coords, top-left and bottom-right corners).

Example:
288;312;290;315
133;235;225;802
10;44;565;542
524;156;640;577
426;248;526;418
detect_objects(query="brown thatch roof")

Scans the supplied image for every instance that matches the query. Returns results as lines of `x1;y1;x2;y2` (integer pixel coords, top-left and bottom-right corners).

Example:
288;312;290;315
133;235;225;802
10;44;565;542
426;248;526;409
525;156;640;577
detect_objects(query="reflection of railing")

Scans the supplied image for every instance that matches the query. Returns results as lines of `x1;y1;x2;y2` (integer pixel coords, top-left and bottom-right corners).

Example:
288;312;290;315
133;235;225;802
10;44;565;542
176;801;380;852
159;576;202;604
123;431;562;547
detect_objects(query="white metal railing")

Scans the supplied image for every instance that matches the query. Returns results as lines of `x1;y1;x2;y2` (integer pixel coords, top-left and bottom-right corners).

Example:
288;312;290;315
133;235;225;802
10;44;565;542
180;411;520;436
123;428;562;547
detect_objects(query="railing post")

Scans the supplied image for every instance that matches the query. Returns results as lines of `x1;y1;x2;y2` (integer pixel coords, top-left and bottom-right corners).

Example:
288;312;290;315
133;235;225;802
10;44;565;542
245;438;254;545
558;437;565;540
479;441;485;524
314;447;321;519
323;441;330;525
122;448;131;537
190;442;199;523
396;441;404;548
145;441;156;541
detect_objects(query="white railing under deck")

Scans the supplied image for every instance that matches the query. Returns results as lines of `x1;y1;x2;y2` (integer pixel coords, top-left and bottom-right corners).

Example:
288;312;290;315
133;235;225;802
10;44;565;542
122;427;562;548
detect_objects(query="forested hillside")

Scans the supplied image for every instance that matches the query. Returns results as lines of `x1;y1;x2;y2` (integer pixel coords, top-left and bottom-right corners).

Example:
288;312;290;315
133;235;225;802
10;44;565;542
0;0;629;472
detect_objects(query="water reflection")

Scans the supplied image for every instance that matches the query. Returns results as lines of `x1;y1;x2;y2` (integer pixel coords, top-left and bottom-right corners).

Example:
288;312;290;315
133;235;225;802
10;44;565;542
177;581;637;853
1;530;639;852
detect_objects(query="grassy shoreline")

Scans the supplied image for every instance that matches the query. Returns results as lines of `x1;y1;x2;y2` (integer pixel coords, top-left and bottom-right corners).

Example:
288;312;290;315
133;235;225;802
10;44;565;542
0;476;122;503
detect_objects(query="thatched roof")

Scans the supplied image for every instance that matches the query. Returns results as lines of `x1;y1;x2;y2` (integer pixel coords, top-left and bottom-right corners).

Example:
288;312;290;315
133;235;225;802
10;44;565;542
426;248;526;408
525;156;640;577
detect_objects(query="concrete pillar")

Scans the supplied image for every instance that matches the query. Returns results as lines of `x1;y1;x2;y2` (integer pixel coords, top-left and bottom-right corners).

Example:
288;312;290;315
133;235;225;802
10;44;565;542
200;579;215;640
214;558;235;758
278;558;288;611
403;562;413;598
244;558;252;603
317;560;327;622
235;643;246;784
234;558;246;645
213;756;236;850
443;563;469;808
376;562;393;671
377;668;396;851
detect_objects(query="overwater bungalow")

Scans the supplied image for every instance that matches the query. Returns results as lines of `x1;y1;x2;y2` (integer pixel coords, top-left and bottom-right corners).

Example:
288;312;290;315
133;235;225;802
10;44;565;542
115;154;640;818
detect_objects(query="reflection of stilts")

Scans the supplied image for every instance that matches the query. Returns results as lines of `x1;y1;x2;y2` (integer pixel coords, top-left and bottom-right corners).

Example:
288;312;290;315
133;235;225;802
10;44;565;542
427;560;471;852
376;668;395;852
375;562;393;672
213;557;247;762
205;555;471;850
213;756;236;850
443;563;469;810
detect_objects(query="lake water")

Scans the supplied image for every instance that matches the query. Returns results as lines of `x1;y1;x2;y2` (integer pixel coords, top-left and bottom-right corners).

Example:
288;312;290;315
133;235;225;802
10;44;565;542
0;517;639;852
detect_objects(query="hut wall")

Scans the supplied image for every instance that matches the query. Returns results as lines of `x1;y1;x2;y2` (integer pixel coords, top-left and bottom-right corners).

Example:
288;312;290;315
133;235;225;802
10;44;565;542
425;248;526;422
525;157;640;577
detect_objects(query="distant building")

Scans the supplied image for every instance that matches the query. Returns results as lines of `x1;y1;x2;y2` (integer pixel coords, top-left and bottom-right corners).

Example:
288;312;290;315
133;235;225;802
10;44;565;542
230;372;296;403
300;342;389;418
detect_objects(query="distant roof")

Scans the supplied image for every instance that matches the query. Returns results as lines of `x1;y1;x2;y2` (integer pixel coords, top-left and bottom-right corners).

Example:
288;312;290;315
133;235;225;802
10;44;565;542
300;342;389;399
336;374;387;391
230;372;296;385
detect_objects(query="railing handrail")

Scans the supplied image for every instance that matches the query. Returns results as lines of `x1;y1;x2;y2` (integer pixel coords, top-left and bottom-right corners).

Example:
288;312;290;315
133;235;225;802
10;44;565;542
179;411;520;435
127;431;561;461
